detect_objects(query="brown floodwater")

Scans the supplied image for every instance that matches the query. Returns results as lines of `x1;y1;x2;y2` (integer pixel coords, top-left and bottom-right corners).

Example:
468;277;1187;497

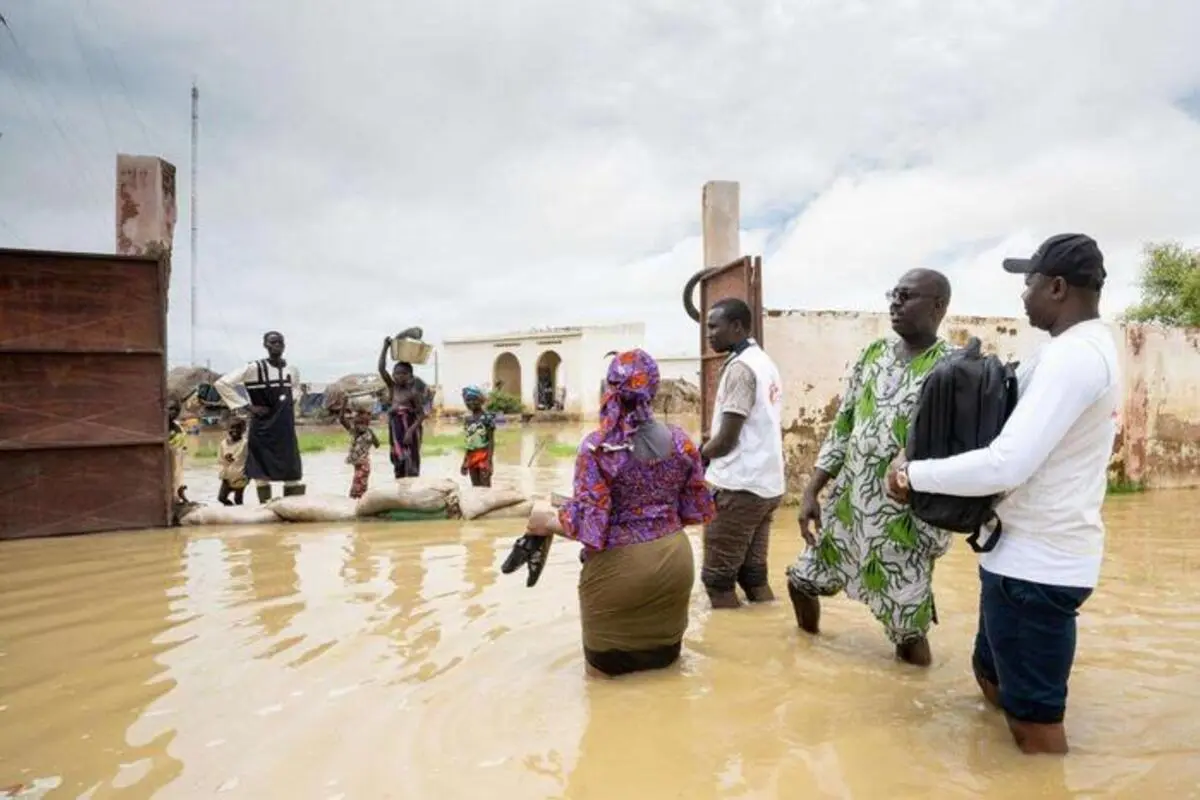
2;423;1199;799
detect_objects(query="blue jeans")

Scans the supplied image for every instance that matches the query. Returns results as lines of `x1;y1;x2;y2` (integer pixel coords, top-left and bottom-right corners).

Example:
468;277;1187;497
973;567;1093;725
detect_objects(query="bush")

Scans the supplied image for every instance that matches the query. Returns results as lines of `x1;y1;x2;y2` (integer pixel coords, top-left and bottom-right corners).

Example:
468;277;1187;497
486;390;524;414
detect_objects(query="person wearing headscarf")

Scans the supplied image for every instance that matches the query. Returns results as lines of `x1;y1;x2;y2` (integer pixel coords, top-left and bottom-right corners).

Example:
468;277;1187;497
378;335;427;478
460;385;496;487
523;349;716;678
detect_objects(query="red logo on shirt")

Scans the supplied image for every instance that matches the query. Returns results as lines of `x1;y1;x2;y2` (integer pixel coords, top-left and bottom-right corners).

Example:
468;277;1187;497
769;382;781;405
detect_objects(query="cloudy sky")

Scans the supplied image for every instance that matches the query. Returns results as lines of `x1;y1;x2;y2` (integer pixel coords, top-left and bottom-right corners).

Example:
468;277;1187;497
3;0;1200;382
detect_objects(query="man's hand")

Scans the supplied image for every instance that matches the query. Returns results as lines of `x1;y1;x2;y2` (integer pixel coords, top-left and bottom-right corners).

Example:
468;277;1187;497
798;490;821;547
885;452;910;503
248;405;269;419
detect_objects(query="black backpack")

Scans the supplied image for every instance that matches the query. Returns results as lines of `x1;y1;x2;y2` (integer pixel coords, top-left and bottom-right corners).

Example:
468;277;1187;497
905;337;1019;553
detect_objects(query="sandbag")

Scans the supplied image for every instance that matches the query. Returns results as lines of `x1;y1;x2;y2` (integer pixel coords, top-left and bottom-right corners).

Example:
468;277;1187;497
476;499;535;521
355;477;459;516
270;495;359;523
458;486;530;520
373;507;451;522
180;504;281;526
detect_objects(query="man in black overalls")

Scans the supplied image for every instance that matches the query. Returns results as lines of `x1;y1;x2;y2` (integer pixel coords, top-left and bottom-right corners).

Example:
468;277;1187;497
213;331;305;503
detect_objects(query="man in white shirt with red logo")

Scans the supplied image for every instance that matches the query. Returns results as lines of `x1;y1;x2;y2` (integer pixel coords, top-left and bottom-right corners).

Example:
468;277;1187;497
888;233;1120;755
700;298;786;609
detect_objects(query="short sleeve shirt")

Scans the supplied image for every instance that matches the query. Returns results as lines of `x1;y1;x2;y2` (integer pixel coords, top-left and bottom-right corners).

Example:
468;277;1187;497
718;361;757;417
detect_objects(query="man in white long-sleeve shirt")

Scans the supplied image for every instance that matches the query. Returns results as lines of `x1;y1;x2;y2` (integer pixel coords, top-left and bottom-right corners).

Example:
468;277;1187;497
887;233;1120;756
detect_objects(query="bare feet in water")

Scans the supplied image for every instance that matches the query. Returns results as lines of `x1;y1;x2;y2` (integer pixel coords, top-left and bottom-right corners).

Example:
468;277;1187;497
787;582;821;634
895;636;932;667
707;590;742;609
744;584;776;603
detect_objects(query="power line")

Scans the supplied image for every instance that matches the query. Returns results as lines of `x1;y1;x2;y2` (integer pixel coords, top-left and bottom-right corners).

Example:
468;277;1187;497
82;0;157;151
0;215;29;247
0;11;106;195
68;6;117;153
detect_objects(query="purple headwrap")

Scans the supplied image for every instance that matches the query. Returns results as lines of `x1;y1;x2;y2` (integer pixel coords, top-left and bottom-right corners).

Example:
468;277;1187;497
594;349;660;451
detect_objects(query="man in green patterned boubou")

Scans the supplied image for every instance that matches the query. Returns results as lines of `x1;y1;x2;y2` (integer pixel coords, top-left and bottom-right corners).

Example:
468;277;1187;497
787;269;955;667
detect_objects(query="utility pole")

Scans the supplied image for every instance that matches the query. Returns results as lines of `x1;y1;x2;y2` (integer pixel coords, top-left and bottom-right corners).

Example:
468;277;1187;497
189;80;199;365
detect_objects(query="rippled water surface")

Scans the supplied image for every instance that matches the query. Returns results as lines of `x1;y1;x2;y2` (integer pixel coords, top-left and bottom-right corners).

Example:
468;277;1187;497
2;423;1199;798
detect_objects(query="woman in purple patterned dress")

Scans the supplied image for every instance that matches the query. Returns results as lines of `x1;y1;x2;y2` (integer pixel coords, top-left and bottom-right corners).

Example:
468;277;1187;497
525;349;716;678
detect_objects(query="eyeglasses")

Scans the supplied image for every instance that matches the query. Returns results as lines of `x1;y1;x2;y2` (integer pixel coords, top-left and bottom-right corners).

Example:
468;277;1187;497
885;289;932;304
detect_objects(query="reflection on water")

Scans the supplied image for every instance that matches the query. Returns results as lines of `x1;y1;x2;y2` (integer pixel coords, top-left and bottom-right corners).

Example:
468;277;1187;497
1;424;1199;798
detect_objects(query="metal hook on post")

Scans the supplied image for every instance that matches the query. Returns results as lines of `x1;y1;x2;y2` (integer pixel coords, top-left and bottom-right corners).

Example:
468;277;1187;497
682;266;719;322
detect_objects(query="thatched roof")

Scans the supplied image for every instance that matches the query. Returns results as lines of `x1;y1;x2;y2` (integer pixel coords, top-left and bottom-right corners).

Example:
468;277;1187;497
167;366;221;403
323;373;389;409
652;378;700;414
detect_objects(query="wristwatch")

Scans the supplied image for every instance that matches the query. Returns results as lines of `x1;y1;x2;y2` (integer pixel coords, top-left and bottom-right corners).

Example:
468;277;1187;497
895;463;910;490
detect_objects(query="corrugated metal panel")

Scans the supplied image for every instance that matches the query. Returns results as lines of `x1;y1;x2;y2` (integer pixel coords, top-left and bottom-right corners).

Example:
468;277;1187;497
0;248;170;540
698;256;764;428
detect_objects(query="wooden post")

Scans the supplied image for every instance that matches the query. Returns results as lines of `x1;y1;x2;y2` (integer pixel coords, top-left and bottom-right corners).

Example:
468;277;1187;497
702;180;740;269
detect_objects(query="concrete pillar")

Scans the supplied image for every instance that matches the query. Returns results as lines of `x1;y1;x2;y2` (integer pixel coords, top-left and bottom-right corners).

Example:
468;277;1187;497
701;180;740;269
116;154;177;305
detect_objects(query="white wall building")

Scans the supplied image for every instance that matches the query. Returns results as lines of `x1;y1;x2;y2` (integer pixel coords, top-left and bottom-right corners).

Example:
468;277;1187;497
440;323;646;415
656;354;701;385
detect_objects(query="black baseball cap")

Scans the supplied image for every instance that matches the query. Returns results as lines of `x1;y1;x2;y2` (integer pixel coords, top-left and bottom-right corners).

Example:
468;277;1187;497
1002;233;1106;289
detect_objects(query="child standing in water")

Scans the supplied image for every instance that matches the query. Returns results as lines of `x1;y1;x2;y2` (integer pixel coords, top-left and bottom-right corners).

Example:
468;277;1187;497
460;386;496;487
168;400;190;505
378;337;427;478
341;408;380;499
218;418;249;505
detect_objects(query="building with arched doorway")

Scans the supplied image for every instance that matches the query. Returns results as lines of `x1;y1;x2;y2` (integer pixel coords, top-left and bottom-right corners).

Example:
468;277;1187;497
439;323;645;416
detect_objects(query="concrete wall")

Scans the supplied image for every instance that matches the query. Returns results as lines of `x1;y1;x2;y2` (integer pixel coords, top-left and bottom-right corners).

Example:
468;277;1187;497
764;309;1200;499
440;323;645;414
657;355;701;384
575;323;647;413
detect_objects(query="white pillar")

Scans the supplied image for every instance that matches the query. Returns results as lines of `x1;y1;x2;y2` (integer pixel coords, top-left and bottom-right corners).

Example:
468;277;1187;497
702;180;740;269
116;154;178;309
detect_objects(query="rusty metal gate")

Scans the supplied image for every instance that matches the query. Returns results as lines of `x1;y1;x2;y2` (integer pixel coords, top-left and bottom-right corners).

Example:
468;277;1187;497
683;255;764;429
0;248;171;540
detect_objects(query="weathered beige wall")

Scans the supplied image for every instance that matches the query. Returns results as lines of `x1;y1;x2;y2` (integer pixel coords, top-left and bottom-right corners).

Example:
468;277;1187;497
765;309;1200;500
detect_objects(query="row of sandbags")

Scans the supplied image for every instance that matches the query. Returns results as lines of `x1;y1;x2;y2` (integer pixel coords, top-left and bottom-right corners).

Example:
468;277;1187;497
180;478;534;526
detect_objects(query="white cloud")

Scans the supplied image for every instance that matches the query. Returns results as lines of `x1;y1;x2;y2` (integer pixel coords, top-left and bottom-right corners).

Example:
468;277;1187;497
1;0;1199;382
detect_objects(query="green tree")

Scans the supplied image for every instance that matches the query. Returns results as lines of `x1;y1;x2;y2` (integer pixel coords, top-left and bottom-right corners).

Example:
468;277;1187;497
1124;242;1200;327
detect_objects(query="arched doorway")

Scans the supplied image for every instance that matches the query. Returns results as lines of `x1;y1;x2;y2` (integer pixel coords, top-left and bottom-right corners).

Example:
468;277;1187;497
536;350;562;411
492;352;522;402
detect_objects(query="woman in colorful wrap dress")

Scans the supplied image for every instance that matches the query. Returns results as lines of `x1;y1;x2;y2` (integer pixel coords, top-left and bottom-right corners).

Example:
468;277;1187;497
378;337;426;478
524;349;716;678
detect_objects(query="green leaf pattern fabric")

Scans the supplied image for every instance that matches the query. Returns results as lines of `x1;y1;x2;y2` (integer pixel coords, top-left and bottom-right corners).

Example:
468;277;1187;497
786;337;954;645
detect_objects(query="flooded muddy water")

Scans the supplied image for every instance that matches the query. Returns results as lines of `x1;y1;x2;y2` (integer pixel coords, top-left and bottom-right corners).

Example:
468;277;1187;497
2;423;1199;798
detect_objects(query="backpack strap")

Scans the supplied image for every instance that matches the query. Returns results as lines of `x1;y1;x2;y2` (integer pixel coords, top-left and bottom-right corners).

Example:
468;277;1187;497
966;513;1003;553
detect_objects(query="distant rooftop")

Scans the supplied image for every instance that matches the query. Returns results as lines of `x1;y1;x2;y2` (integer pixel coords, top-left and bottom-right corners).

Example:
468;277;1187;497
443;322;642;346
